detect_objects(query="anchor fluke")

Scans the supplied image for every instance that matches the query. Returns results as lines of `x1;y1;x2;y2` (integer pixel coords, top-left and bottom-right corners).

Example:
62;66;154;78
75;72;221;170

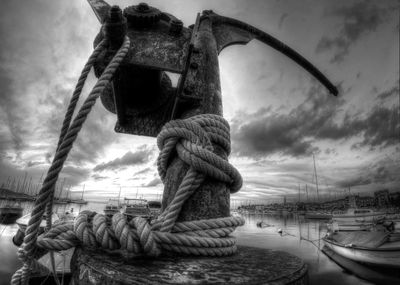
203;11;338;96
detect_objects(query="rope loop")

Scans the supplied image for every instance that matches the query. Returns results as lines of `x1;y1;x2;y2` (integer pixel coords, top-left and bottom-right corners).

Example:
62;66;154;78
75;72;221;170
157;114;242;193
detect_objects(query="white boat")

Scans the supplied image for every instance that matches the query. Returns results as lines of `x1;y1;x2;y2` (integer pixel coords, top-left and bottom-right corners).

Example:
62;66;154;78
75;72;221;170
323;231;400;268
148;200;161;219
13;213;60;246
328;221;374;232
104;198;121;217
123;198;151;219
332;208;386;224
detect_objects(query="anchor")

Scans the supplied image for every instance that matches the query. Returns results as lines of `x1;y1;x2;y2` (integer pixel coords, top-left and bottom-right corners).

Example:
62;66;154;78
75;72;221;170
89;0;337;138
11;1;337;284
88;0;337;223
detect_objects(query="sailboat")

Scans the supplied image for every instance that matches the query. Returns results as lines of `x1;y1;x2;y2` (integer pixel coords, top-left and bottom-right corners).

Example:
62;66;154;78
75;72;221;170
0;176;24;224
104;186;122;218
71;185;88;205
304;154;332;220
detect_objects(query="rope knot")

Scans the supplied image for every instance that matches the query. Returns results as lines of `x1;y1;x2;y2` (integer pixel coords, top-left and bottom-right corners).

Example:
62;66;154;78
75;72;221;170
157;114;242;193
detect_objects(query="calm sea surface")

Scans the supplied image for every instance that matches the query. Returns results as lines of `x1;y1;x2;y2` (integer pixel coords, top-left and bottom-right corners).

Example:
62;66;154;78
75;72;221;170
0;202;373;285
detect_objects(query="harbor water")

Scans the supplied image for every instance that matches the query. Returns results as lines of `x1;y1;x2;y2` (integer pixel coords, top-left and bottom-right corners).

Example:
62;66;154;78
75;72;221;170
0;202;376;285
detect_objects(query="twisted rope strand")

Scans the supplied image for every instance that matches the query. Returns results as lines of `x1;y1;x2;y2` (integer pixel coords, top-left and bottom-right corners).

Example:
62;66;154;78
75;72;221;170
11;36;130;285
45;40;108;228
28;115;245;261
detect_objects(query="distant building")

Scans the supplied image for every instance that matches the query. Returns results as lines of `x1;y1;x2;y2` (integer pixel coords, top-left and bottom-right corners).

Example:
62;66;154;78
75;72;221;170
356;196;375;208
389;192;400;206
348;195;357;208
374;189;390;208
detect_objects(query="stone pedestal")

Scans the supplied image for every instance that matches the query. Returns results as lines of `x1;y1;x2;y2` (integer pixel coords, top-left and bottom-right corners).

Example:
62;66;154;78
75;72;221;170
70;246;308;284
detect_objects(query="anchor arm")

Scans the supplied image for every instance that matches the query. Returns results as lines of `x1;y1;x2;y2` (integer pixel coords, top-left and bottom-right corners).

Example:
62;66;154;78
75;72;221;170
87;0;111;23
205;11;338;96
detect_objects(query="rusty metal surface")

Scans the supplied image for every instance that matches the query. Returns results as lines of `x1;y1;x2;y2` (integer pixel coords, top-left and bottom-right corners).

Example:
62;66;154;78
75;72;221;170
71;246;308;284
87;0;110;23
125;25;191;73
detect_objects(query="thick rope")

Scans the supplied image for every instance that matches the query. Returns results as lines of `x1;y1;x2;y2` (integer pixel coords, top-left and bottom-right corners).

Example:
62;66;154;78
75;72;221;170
35;213;244;256
45;40;108;228
11;36;130;285
12;114;245;267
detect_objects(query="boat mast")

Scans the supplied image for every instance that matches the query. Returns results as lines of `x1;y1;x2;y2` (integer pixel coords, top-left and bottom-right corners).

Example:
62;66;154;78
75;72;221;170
81;184;85;200
79;184;86;213
117;186;122;207
306;184;308;202
298;183;301;202
313;153;319;202
21;172;28;195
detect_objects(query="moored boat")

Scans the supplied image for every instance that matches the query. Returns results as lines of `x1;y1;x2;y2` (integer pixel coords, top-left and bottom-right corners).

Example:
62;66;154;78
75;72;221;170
323;231;400;268
71;199;88;205
0;201;23;224
322;245;400;284
13;212;60;246
332;208;385;224
328;221;374;232
148;200;161;219
103;199;121;218
123;198;151;219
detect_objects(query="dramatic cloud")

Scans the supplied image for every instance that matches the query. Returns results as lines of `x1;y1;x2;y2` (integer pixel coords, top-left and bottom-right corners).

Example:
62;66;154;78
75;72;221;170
143;178;162;187
231;84;399;158
335;155;400;188
93;146;154;172
376;86;399;101
0;0;398;199
231;84;342;157
316;0;386;63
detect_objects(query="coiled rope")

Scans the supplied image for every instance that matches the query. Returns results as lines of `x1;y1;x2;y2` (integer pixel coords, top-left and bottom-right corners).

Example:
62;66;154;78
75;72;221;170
12;30;245;285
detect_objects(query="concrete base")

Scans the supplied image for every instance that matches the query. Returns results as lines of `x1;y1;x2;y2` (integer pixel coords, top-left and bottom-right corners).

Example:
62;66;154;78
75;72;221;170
70;246;308;284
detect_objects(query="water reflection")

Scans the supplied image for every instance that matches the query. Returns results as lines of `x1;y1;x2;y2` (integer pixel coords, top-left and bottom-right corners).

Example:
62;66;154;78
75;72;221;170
234;212;372;285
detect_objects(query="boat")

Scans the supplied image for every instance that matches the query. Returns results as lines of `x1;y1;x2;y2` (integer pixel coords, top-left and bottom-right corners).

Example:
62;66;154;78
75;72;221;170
0;201;23;224
304;211;332;220
71;184;88;205
322;245;400;284
123;198;151;219
256;221;272;228
103;199;121;218
332;208;386;224
322;231;400;268
71;199;88;205
303;155;331;220
148;200;161;219
328;221;374;231
13;212;60;246
13;213;74;283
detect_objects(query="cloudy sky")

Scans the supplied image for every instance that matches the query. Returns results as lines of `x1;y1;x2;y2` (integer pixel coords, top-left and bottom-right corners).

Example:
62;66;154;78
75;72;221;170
0;0;398;203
